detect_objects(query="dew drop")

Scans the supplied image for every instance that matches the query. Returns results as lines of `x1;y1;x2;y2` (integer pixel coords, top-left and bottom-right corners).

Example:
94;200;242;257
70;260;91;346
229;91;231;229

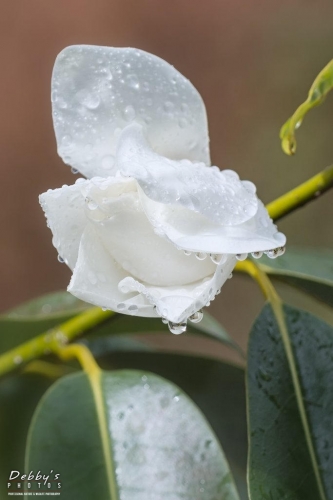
57;255;65;263
236;253;248;261
266;249;278;259
168;322;187;335
87;199;98;211
83;93;101;110
251;251;263;259
195;252;207;260
123;105;136;121
178;117;188;128
117;303;126;310
183;250;191;256
163;101;174;113
71;167;79;174
189;310;203;323
210;253;226;264
126;73;140;89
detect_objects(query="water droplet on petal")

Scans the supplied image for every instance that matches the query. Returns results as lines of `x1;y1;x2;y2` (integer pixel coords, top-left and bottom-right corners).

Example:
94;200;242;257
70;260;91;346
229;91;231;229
195;252;207;260
168;322;187;335
117;303;126;310
123;105;136;121
277;246;286;256
126;73;140;89
236;253;248;261
210;253;226;264
163;101;174;113
189;310;203;323
71;167;79;174
183;250;192;256
266;249;279;259
82;92;101;110
57;255;65;263
251;251;263;259
87;199;98;211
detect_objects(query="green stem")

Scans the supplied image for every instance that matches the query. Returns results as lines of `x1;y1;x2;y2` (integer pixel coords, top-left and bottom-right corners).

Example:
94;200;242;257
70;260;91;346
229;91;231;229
0;308;114;378
266;165;333;222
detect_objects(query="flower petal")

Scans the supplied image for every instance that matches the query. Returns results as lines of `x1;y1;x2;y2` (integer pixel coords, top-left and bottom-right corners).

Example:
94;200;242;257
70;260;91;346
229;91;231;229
118;255;236;324
52;45;210;178
39;180;89;269
117;124;258;225
83;177;216;286
140;191;286;254
68;226;156;317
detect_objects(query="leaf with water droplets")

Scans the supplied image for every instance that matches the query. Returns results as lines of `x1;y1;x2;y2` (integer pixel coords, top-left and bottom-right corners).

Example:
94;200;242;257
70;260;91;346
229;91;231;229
256;247;333;307
280;59;333;155
25;370;240;499
248;303;333;499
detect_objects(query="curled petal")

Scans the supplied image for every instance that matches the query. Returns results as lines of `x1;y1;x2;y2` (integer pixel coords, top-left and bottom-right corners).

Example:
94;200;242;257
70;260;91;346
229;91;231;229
52;45;210;178
140;191;286;254
117;124;258;225
118;255;236;324
68;226;156;316
85;178;216;287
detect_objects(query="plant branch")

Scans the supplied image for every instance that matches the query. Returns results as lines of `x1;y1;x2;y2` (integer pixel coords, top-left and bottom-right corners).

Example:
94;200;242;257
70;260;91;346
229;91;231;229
0;307;113;378
266;165;333;222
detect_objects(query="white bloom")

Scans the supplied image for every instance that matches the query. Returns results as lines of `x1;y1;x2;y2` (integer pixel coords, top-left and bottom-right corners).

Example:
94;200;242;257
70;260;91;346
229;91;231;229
40;45;286;333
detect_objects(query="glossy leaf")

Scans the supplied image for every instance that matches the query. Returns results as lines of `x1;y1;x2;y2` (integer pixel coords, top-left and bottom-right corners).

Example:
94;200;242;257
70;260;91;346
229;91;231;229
0;292;89;354
26;369;240;500
247;303;333;499
258;248;333;307
5;291;90;319
280;59;333;155
97;351;248;499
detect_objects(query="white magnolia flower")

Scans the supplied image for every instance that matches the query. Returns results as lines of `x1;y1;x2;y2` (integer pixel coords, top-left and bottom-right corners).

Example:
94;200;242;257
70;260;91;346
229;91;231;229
40;45;286;333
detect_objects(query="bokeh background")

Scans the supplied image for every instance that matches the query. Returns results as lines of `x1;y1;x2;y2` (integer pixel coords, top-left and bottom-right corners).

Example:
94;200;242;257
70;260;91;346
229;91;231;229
1;0;333;361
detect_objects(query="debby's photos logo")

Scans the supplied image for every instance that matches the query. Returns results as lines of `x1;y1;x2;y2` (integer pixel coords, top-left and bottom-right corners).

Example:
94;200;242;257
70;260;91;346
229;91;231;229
7;470;61;496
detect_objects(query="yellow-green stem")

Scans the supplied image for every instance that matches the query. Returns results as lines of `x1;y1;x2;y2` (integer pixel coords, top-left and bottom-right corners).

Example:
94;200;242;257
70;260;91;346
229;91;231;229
0;308;114;378
266;165;333;221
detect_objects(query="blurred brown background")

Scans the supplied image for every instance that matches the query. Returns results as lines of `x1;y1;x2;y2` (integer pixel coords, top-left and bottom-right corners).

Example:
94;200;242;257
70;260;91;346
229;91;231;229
1;0;333;360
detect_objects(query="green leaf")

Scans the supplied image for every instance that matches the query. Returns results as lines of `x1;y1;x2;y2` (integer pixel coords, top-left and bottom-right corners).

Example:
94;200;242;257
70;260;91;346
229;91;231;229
0;292;90;354
0;373;53;498
26;369;240;500
247;303;333;499
257;248;333;307
5;290;90;319
97;351;248;499
280;59;333;155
